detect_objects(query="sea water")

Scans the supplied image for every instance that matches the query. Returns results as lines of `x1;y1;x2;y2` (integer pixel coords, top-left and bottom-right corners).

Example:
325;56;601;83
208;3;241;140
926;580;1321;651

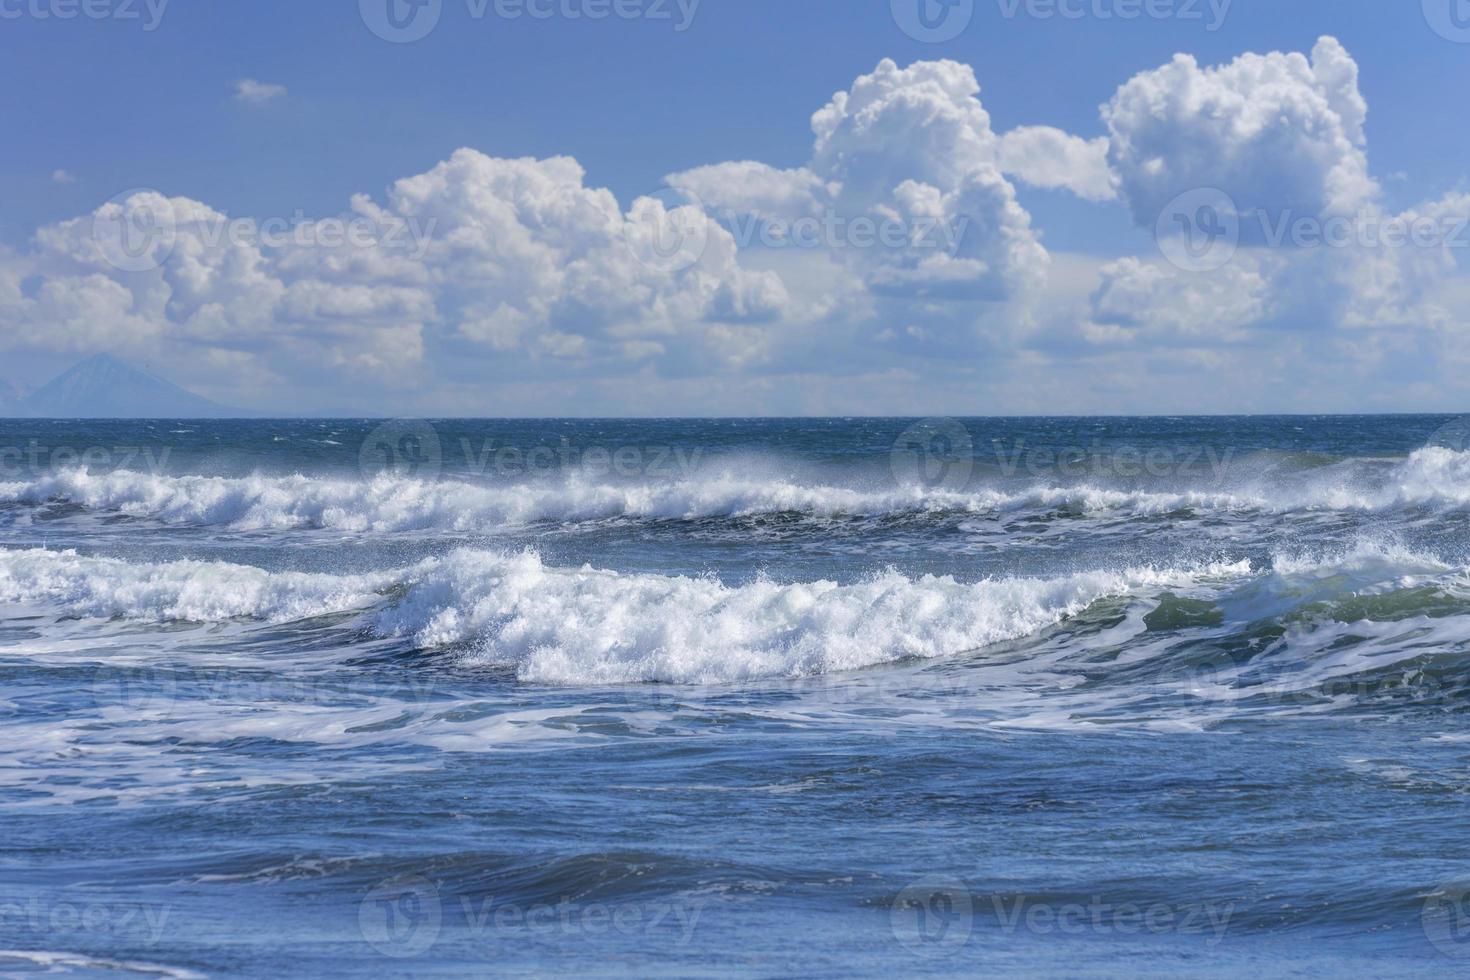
2;416;1469;976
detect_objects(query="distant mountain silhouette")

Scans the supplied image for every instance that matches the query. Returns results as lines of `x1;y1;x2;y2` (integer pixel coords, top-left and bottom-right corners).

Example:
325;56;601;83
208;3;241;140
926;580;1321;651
0;378;23;415
10;354;248;419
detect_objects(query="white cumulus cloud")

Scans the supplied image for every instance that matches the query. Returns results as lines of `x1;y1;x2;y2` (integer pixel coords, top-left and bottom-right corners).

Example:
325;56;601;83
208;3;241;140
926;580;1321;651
4;44;1470;415
1103;36;1376;234
997;127;1116;202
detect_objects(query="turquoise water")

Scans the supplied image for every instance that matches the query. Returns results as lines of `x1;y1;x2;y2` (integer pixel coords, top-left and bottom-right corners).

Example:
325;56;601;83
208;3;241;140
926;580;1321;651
2;416;1469;976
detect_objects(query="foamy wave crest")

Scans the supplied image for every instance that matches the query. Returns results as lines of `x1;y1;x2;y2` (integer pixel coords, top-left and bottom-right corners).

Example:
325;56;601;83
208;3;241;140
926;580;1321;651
0;467;1240;528
0;547;1245;684
1384;447;1470;508
0;548;395;622
378;551;1250;684
0;468;1023;531
4;448;1470;532
1268;538;1457;580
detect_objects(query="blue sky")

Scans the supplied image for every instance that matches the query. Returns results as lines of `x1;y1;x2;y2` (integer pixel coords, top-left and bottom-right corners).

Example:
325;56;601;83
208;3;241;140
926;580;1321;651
2;1;1469;414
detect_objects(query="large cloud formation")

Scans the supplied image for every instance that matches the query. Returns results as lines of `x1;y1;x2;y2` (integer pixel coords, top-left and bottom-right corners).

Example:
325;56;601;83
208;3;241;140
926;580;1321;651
1103;36;1375;231
666;59;1053;312
3;57;1069;410
1086;36;1467;378
3;38;1468;414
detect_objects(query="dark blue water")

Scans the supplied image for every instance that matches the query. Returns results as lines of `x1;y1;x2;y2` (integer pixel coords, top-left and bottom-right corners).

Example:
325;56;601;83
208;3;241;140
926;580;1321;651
3;417;1469;976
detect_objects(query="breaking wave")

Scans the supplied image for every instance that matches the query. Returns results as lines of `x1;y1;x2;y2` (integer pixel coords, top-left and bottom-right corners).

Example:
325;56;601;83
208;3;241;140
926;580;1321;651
0;546;1246;685
3;447;1470;533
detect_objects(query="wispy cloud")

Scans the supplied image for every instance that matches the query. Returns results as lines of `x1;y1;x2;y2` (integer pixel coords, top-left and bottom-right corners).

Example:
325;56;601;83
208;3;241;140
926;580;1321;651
233;78;288;106
51;169;76;184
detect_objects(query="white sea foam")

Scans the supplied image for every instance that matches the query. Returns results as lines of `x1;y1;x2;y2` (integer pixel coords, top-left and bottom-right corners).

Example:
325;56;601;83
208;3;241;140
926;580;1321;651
1381;446;1470;507
378;551;1255;684
0;467;1022;530
0;951;202;979
1267;537;1457;580
0;547;1246;684
5;536;1460;688
3;448;1469;532
0;548;395;623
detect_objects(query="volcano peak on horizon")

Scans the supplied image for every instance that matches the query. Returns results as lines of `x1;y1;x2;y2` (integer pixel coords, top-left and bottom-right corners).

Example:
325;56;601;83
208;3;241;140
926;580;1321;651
7;354;246;419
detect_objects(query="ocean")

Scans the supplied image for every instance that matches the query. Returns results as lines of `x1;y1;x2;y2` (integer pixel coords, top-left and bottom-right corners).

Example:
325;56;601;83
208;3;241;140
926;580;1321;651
2;416;1469;976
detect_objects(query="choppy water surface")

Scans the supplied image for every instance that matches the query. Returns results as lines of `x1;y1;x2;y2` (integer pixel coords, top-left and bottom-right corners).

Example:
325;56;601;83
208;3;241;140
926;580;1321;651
3;416;1470;976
